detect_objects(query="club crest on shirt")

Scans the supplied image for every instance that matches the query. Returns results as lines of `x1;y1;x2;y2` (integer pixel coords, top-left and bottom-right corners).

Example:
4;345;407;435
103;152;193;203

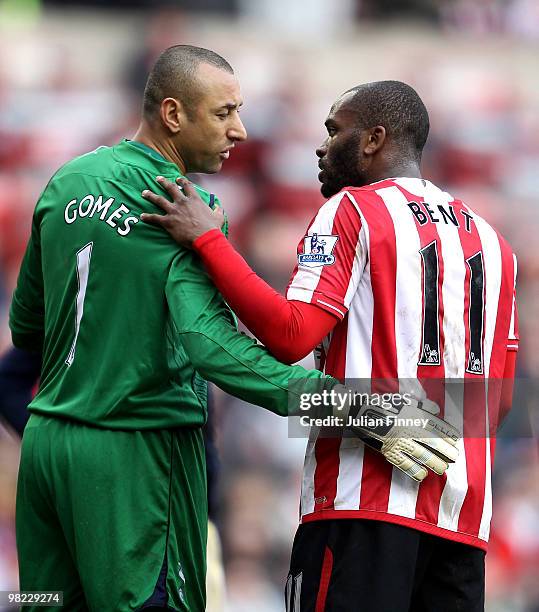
298;233;339;267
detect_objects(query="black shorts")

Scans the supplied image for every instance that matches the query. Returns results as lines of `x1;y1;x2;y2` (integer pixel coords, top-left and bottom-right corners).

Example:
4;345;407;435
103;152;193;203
286;519;485;612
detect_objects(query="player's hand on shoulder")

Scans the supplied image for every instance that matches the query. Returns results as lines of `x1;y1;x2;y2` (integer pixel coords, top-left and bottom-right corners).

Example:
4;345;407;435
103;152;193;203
141;176;224;247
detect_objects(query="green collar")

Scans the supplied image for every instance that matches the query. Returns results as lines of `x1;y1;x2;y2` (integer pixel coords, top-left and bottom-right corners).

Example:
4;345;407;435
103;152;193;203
126;139;168;163
113;139;186;178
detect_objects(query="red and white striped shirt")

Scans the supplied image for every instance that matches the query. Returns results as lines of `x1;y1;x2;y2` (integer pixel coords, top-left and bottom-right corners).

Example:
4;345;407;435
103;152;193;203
286;177;519;550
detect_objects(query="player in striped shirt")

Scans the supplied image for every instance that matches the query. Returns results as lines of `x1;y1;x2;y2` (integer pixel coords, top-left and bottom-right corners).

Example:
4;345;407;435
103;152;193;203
142;81;518;612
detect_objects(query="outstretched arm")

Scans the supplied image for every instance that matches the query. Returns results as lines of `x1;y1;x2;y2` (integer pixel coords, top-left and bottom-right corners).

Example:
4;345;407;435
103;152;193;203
166;249;335;417
142;177;338;363
193;229;336;363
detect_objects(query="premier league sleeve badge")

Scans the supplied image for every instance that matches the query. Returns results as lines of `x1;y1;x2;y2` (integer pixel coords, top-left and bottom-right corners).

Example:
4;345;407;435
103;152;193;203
298;233;339;267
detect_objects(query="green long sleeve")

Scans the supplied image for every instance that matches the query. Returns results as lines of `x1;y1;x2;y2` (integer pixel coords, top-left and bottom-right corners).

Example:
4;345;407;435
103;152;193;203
166;250;331;417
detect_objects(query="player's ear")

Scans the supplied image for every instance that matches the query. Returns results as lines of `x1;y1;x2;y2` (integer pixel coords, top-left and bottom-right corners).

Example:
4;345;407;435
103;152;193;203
160;97;187;134
363;126;386;156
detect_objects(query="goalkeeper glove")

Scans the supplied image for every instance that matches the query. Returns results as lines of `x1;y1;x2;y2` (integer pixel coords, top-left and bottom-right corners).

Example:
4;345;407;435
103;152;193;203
344;391;459;482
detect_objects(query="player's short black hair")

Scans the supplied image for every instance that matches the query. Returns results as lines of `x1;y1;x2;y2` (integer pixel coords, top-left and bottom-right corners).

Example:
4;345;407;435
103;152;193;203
345;81;430;159
142;45;233;121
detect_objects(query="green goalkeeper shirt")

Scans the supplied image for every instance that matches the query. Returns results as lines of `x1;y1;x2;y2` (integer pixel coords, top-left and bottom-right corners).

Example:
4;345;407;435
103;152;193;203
10;139;327;429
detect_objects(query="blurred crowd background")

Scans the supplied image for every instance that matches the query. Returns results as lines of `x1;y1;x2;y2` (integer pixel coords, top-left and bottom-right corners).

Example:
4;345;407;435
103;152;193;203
1;0;538;610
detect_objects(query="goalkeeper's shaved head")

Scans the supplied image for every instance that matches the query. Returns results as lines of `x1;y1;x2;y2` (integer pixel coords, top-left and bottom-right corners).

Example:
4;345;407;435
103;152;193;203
136;44;245;174
143;45;234;121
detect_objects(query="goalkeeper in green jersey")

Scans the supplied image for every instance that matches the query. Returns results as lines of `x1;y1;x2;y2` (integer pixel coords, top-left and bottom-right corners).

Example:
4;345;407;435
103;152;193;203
9;46;330;612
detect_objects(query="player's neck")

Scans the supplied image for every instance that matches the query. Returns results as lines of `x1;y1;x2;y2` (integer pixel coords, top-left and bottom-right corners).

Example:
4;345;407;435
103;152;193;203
132;123;187;174
373;160;422;183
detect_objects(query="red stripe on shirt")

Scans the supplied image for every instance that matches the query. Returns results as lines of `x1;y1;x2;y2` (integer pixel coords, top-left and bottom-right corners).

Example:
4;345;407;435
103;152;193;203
312;315;349;513
355;190;399;512
310;196;362;513
486;236;516;461
311;193;363;314
285;212;317;301
454;201;487;537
